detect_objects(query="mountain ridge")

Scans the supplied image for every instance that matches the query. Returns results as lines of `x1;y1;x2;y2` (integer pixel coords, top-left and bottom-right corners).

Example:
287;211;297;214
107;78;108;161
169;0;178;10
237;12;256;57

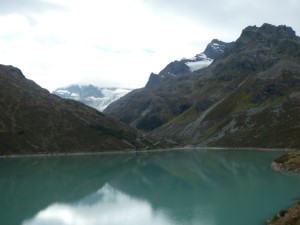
104;23;300;148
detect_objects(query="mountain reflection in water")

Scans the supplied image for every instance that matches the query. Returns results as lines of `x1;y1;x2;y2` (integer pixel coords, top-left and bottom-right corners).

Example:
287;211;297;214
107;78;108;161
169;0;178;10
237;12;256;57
0;149;300;225
23;184;178;225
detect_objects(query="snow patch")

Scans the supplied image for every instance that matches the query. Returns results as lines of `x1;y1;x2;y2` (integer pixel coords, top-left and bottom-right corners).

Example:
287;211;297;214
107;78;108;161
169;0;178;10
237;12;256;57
90;88;132;111
53;86;132;111
71;93;79;97
56;90;70;95
210;42;224;53
185;59;213;72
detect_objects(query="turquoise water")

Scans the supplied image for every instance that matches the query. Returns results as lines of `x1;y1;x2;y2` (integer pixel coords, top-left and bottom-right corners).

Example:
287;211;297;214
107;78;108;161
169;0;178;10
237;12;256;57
0;149;300;225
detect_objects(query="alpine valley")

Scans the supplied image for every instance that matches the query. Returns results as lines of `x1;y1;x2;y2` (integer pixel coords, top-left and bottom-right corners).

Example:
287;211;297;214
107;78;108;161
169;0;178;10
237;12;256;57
1;23;300;225
1;23;299;153
0;66;169;155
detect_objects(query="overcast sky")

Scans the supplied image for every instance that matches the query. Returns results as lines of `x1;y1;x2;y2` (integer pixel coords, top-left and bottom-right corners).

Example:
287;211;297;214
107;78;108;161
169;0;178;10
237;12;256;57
0;0;299;91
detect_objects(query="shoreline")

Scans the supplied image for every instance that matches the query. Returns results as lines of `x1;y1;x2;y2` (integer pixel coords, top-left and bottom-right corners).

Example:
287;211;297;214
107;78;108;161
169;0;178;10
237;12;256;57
0;146;294;159
1;145;299;224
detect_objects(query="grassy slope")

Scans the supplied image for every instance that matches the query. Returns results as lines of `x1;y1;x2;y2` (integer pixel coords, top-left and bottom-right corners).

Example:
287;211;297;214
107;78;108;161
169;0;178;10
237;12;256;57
197;69;300;148
150;71;300;149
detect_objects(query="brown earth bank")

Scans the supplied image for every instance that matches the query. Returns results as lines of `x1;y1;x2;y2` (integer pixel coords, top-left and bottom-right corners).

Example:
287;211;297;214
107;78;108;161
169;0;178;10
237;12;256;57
267;201;300;225
271;150;300;172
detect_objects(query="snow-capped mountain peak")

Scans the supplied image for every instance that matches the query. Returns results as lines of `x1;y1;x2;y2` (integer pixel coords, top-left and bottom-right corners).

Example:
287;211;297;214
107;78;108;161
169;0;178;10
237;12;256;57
145;39;233;88
185;39;234;72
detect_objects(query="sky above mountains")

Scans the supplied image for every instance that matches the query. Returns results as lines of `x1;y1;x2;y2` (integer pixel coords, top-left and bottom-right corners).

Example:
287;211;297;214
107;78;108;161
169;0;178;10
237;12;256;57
0;0;299;91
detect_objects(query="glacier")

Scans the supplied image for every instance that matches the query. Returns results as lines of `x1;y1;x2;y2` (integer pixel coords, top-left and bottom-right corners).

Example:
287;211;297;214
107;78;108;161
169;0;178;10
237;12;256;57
53;85;132;111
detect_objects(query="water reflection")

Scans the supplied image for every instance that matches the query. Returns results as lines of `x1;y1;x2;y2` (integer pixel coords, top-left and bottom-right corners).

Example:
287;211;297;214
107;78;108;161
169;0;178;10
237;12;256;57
23;184;175;225
1;149;300;225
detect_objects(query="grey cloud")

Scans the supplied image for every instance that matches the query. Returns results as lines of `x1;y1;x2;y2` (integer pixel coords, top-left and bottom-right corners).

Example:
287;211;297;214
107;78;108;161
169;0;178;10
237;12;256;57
0;0;65;15
143;0;300;40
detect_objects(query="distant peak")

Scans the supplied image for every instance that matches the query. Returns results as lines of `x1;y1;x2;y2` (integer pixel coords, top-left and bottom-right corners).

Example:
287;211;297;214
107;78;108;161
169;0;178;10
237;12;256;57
243;25;259;33
260;23;296;36
204;39;234;59
241;23;296;39
210;39;225;44
0;64;25;78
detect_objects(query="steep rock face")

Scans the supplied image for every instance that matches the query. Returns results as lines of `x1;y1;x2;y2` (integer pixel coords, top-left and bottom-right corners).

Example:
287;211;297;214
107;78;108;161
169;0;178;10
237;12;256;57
204;39;234;59
53;85;131;111
0;65;164;155
105;24;300;148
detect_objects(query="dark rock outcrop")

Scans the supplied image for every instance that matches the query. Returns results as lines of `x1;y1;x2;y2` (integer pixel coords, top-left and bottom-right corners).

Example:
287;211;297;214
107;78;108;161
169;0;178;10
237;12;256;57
145;73;162;88
159;60;191;77
204;39;234;59
145;61;191;89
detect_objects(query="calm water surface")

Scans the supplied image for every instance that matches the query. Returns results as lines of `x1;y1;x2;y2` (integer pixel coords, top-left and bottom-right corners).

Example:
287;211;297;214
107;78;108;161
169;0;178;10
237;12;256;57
0;149;300;225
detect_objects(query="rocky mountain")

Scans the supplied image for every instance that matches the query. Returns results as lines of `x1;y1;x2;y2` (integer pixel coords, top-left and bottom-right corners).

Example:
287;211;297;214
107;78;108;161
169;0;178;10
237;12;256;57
53;85;131;111
145;39;233;88
104;23;300;148
0;65;168;155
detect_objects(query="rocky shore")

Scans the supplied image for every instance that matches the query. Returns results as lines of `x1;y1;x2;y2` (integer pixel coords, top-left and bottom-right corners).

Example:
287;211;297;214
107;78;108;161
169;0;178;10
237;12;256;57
267;202;300;225
271;150;300;173
268;150;300;225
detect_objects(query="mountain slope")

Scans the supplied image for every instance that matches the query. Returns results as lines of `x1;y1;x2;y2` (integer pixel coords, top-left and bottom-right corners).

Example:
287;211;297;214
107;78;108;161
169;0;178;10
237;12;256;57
0;65;164;155
158;24;300;148
53;85;131;111
105;39;233;131
104;24;300;148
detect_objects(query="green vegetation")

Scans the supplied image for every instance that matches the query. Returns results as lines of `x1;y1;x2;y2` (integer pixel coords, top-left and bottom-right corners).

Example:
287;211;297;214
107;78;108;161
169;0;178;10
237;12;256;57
136;115;164;131
232;89;258;113
90;124;137;143
167;105;198;125
209;118;232;139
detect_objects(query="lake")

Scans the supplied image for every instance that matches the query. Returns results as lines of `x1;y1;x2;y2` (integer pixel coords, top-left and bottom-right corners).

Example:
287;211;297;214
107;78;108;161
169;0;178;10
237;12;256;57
0;149;300;225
